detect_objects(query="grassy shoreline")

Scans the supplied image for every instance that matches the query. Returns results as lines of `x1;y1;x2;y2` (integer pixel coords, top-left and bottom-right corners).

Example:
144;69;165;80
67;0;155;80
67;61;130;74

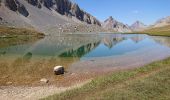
129;25;170;37
0;26;44;37
0;26;45;48
42;57;170;100
128;32;170;37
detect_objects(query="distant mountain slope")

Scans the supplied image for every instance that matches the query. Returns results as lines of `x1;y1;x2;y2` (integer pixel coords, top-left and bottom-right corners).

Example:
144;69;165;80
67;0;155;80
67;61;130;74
0;0;101;34
141;25;170;36
102;16;131;32
139;16;170;36
130;21;147;31
152;16;170;28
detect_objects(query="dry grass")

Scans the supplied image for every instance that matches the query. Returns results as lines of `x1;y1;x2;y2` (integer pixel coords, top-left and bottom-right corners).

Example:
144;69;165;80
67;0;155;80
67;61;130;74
0;26;44;37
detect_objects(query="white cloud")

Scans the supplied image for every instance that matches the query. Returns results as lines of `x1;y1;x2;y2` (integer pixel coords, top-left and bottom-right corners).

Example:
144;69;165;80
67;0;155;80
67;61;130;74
132;10;139;14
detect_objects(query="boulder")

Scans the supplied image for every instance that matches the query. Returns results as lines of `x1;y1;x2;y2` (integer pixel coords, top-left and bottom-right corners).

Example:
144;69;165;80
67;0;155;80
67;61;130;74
54;66;64;75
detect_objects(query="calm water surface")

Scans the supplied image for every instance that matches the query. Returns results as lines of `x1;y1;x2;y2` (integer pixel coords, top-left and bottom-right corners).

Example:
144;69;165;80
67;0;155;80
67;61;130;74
0;33;170;85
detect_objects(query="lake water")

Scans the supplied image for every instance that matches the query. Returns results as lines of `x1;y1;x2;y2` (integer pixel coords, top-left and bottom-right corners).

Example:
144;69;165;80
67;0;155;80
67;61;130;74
0;33;170;85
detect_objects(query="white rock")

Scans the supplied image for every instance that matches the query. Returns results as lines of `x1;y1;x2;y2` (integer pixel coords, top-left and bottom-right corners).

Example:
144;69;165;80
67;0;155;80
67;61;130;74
40;78;49;83
54;66;64;75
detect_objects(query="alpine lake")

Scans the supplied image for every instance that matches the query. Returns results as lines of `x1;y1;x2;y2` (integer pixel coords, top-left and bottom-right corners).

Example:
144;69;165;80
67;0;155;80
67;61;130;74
1;33;170;86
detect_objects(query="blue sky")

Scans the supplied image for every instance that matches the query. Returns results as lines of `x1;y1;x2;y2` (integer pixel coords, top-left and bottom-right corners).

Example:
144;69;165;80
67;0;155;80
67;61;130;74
74;0;170;25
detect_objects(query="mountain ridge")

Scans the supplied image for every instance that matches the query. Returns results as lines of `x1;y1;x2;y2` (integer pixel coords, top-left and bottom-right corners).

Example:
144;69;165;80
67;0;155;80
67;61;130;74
102;16;131;32
0;0;170;34
0;0;101;34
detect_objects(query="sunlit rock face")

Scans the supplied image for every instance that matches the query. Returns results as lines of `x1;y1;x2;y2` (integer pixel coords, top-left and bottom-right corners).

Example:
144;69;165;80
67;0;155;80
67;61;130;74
130;21;147;31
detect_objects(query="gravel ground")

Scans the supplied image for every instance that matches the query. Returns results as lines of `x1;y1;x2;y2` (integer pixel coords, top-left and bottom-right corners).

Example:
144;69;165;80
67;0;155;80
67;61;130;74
0;80;90;100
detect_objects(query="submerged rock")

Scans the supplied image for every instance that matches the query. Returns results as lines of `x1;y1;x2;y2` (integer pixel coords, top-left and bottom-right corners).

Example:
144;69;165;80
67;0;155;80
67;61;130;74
54;66;64;75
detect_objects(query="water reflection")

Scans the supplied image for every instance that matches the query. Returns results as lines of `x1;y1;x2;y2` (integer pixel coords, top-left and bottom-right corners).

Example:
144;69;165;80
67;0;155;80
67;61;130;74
59;42;100;57
151;36;170;47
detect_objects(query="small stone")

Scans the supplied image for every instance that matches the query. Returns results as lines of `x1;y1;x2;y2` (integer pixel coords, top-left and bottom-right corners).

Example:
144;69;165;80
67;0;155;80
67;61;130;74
71;73;76;76
6;82;12;85
54;66;64;75
40;78;49;83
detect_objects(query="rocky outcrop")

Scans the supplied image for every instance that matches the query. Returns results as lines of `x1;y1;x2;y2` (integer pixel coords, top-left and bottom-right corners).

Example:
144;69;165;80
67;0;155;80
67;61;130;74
26;0;42;8
4;0;29;17
102;16;131;32
0;2;1;6
28;0;100;26
130;21;147;31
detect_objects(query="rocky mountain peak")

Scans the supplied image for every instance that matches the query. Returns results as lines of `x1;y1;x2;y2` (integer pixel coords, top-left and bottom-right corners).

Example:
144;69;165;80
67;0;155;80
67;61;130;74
107;16;113;21
102;16;131;32
131;21;147;31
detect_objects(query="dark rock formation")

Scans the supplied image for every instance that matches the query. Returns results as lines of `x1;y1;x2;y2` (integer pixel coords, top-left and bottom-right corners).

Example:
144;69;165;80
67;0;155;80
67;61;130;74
70;3;83;20
18;4;29;17
4;0;29;17
0;17;2;20
5;0;18;11
0;0;2;6
26;0;42;8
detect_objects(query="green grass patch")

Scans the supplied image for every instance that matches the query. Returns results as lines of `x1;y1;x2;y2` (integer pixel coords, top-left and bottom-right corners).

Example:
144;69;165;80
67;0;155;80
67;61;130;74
42;57;170;100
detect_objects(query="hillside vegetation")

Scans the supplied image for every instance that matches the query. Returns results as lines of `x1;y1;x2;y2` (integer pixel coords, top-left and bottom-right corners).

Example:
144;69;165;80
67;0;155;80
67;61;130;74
0;26;44;37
